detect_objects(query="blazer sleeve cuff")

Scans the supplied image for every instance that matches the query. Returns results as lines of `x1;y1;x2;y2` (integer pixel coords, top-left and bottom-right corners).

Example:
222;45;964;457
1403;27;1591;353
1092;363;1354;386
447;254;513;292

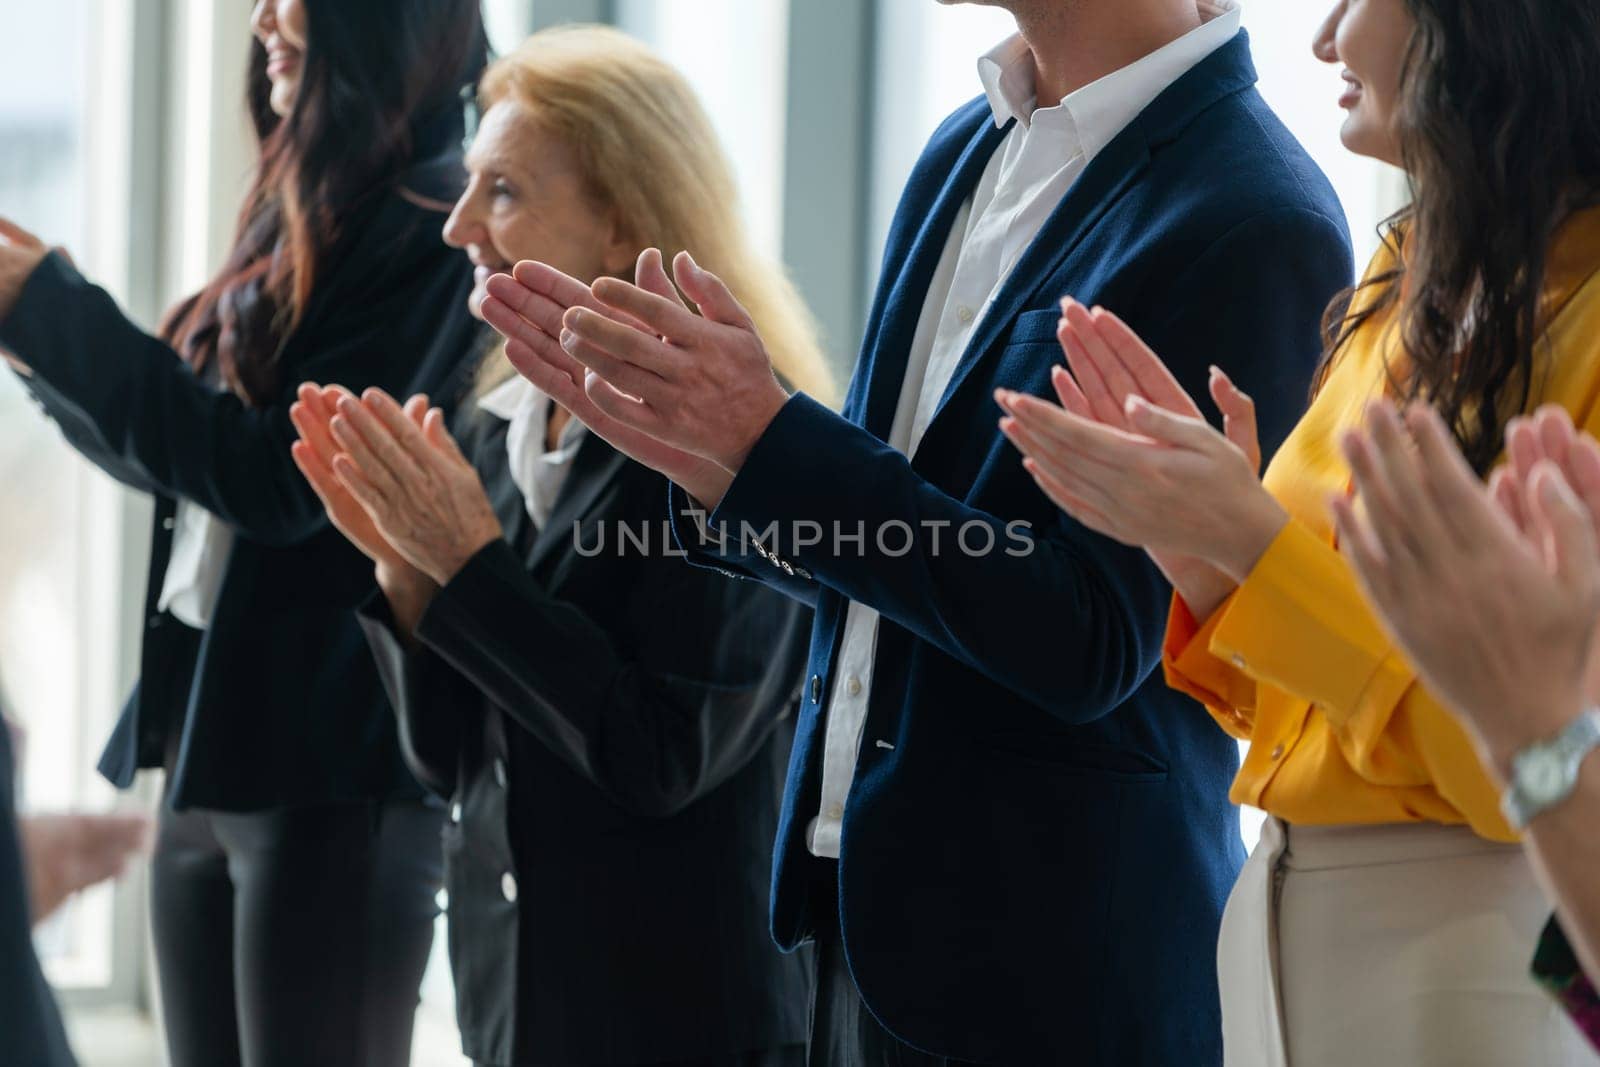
1163;592;1257;739
666;481;769;580
0;252;83;357
416;537;530;649
1205;518;1410;728
705;392;856;580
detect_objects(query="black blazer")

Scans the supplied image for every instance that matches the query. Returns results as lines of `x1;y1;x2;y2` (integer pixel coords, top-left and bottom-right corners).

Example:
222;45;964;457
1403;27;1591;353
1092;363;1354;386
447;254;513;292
0;722;77;1067
358;402;812;1066
0;124;482;811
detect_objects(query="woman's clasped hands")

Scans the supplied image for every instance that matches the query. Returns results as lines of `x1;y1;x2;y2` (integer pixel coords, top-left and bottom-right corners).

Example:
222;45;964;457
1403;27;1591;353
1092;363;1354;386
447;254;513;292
289;384;504;630
996;297;1286;621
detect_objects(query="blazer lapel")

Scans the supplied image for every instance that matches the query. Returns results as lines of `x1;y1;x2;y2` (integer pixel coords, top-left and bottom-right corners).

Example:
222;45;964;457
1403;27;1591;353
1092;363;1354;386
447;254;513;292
525;432;629;573
915;30;1261;461
847;113;1011;440
923;131;1151;438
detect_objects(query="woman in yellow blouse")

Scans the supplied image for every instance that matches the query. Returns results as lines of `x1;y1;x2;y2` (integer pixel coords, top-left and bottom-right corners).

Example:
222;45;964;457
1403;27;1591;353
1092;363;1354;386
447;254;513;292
996;0;1600;1064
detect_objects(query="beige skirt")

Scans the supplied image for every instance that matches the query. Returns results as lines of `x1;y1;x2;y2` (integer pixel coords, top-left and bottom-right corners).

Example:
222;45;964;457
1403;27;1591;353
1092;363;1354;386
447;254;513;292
1219;817;1600;1067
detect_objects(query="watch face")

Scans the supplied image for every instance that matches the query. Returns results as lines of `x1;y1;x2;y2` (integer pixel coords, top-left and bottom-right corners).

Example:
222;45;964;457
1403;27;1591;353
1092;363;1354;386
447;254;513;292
1525;749;1569;800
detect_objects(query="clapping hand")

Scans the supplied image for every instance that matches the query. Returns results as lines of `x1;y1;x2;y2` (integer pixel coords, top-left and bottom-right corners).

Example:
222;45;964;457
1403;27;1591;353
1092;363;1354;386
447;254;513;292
1332;400;1600;779
480;248;779;508
997;299;1286;619
298;386;503;588
20;810;153;925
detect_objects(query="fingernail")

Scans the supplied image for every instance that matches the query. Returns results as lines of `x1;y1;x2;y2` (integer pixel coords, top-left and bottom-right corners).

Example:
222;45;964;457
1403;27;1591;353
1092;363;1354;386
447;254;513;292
560;329;578;352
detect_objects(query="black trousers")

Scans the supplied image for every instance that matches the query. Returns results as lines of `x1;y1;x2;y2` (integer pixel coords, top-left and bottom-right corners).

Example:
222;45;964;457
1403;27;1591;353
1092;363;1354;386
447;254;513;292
807;865;978;1067
150;798;444;1067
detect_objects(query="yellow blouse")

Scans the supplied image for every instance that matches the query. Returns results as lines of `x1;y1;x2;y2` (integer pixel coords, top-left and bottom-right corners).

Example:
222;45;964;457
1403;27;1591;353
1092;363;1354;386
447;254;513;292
1165;205;1600;843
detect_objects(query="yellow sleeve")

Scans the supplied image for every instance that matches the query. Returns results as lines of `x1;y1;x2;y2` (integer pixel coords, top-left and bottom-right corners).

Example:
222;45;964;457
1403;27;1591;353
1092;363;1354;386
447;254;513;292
1208;519;1513;841
1162;592;1257;740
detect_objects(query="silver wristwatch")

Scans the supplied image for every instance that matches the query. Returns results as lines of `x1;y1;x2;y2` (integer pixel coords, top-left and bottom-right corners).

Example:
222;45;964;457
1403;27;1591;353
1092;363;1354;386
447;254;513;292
1501;708;1600;830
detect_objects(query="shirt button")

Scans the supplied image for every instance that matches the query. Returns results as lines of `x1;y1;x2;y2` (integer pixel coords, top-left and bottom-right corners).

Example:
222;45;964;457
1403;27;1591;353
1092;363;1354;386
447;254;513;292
810;675;821;703
493;759;508;788
956;305;975;324
826;803;844;820
846;676;863;697
435;888;449;912
501;872;519;903
161;516;176;531
450;802;462;823
1270;744;1285;760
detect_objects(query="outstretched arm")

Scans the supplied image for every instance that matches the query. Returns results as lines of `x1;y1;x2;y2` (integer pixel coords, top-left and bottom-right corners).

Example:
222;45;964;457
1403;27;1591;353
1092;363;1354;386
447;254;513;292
0;212;469;546
1336;402;1600;981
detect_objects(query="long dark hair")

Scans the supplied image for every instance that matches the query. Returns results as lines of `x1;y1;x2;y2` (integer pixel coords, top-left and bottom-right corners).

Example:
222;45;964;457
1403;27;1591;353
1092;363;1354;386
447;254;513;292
1318;0;1600;473
162;0;488;405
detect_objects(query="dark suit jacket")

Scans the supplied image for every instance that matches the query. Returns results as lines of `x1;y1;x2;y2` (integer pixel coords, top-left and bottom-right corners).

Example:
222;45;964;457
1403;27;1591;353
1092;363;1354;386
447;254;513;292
0;116;482;812
0;723;77;1067
671;32;1354;1064
359;404;812;1066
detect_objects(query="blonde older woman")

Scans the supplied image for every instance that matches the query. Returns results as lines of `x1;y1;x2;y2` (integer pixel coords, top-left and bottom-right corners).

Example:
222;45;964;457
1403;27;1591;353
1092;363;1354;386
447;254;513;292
290;26;835;1067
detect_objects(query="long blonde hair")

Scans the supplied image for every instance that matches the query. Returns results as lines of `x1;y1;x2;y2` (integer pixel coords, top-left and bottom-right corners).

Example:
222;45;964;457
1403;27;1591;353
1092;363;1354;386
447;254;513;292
475;25;836;404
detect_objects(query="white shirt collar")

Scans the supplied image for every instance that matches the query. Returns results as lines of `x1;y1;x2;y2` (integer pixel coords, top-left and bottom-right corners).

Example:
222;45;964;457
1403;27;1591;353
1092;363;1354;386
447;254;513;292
478;374;585;455
478;372;588;528
478;371;536;421
978;0;1241;157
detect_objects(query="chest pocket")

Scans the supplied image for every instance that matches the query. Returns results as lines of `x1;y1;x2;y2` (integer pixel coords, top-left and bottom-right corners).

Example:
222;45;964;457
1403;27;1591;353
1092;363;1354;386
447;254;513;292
1004;307;1065;350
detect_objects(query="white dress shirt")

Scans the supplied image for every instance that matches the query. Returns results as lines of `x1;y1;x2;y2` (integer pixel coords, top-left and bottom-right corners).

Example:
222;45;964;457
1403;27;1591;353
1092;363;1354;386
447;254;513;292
805;1;1242;858
478;373;588;530
157;503;235;630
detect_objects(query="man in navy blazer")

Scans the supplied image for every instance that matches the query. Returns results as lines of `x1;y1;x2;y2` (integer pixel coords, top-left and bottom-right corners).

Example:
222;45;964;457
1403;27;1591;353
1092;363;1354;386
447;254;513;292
483;1;1353;1062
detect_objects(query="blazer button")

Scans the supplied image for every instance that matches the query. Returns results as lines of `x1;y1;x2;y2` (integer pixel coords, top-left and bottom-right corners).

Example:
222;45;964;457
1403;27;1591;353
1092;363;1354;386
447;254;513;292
146;615;162;630
810;675;821;703
493;759;508;788
501;871;519;903
161;516;176;531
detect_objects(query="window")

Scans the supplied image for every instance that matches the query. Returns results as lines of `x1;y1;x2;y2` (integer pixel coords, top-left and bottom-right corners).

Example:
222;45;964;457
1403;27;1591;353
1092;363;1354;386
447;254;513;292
0;0;140;998
614;0;792;259
868;0;1017;291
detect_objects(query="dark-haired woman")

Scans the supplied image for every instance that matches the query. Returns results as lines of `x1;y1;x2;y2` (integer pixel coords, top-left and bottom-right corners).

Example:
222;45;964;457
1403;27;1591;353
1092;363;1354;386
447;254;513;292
0;1;486;1063
995;0;1600;1064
